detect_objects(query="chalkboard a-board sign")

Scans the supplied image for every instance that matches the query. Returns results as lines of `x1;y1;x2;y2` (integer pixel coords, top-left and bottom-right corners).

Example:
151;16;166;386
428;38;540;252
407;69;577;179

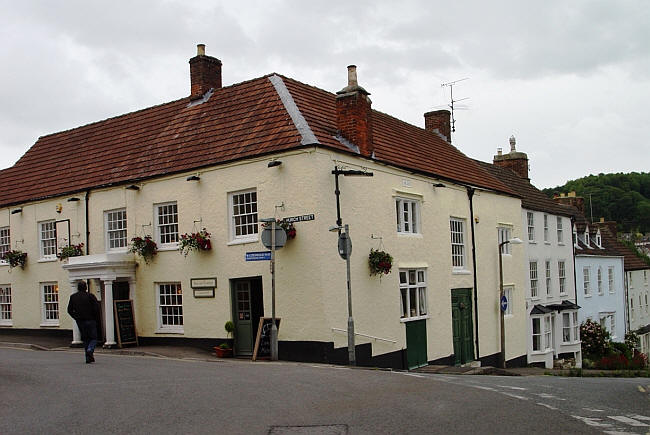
114;299;138;348
252;317;281;361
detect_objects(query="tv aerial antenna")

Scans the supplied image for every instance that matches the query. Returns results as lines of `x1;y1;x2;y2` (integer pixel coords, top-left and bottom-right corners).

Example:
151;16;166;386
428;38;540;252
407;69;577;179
441;78;469;133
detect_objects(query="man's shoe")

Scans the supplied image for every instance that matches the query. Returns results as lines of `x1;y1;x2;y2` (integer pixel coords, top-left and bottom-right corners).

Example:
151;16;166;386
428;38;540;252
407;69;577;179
85;353;92;363
89;352;95;363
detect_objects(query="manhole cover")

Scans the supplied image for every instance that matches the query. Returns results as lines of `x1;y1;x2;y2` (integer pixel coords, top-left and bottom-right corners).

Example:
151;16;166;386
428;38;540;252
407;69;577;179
268;424;348;434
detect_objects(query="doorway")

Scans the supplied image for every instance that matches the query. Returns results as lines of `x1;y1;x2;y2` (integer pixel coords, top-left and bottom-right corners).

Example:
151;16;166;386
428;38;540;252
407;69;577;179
405;319;428;369
230;277;263;356
451;288;474;365
98;281;130;344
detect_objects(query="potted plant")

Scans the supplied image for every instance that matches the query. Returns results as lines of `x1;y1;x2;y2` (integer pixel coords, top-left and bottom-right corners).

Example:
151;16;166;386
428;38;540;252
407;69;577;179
215;320;235;358
179;228;212;257
1;250;27;269
368;249;393;276
57;243;84;261
129;235;158;264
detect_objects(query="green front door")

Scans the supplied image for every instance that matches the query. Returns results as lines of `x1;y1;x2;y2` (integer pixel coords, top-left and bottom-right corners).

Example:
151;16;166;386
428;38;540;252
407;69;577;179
406;319;427;369
451;289;474;365
233;280;253;356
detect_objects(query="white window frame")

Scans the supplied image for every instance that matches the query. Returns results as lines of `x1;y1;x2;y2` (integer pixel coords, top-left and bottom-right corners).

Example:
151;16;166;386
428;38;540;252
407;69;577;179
532;317;543;352
154;202;179;248
583;267;591;296
503;285;514;316
556;217;563;244
228;189;258;243
450;218;466;271
543;214;549;243
631;298;635;321
595;231;602;247
0;284;11;325
41;282;59;326
39;220;57;260
0;226;9;264
562;312;571;343
527;212;535;242
498;226;512;255
530;261;539;299
584;230;590;246
395;197;420;234
597;268;603;295
105;208;128;252
573;311;579;343
608;267;615;293
156;282;184;333
558;260;566;295
399;268;428;321
545;260;552;296
544;316;552;350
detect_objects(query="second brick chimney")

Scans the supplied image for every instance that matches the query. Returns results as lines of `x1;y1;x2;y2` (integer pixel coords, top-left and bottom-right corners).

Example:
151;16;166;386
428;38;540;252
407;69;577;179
336;65;374;157
424;110;451;143
493;135;529;179
189;44;222;100
553;191;586;215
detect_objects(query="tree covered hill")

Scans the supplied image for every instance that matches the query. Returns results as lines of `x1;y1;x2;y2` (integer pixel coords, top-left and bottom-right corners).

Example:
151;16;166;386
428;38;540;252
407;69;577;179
542;172;650;233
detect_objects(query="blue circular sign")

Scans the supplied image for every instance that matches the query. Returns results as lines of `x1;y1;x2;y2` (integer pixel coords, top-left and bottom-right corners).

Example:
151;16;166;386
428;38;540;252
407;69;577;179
500;295;508;312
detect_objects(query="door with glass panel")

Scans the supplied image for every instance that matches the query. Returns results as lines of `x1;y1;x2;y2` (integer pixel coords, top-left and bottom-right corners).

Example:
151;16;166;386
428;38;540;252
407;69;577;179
400;269;428;369
233;280;253;356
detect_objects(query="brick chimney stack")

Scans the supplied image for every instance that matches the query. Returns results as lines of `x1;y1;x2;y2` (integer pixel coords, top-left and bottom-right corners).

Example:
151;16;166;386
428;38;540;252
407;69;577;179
189;44;222;100
424;110;451;143
492;135;529;179
336;65;374;157
553;191;586;214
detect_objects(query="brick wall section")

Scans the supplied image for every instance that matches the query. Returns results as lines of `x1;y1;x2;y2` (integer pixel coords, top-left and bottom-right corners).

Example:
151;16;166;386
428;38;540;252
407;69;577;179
336;92;374;157
424;110;451;142
492;158;529;179
189;54;222;100
553;195;586;214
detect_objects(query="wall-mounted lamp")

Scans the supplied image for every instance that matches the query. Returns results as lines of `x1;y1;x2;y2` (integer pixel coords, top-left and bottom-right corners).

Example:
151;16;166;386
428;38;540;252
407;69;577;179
268;160;282;168
67;197;81;202
11;208;22;214
126;184;140;191
186;175;201;181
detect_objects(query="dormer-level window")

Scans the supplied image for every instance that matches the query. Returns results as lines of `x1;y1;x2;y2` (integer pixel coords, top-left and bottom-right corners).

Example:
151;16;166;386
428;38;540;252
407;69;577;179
595;230;602;247
584;227;590;246
573;225;578;246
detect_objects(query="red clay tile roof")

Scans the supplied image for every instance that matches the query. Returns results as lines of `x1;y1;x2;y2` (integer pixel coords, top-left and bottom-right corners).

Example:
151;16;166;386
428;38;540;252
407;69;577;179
0;73;514;207
595;222;650;271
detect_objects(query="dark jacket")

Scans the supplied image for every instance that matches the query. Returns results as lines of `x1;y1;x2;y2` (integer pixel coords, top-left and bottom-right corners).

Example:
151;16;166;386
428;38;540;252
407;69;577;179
67;291;99;322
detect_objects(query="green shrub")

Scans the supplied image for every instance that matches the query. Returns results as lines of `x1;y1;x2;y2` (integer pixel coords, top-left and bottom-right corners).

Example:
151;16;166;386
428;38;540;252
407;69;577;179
580;320;611;359
610;341;632;360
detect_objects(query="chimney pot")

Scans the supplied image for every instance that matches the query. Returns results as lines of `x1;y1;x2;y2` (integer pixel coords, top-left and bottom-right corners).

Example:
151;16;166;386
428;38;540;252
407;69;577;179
189;44;222;100
347;65;358;87
497;147;502;156
197;44;206;56
509;135;516;152
336;65;373;157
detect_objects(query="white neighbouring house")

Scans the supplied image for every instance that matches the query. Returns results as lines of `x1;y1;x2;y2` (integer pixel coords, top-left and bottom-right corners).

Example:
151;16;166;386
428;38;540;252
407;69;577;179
478;138;581;369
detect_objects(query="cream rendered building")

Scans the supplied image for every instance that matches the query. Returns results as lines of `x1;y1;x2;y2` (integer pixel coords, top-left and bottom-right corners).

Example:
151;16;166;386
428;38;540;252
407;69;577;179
0;45;527;369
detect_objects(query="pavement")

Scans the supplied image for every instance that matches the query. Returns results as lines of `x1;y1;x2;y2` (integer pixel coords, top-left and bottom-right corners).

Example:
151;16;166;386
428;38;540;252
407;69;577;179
0;331;583;376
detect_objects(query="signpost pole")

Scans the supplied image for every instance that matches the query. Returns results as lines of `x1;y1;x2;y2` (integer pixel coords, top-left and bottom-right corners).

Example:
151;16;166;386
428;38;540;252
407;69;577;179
345;224;355;366
270;219;278;361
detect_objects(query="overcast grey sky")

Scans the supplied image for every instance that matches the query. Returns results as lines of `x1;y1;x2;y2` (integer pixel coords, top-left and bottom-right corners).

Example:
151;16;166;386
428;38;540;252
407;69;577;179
0;0;648;188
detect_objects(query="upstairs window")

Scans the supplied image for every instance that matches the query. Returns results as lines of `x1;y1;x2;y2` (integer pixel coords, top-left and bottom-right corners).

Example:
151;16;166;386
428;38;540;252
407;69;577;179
558;260;566;295
105;209;127;251
450;218;466;270
608;267;615;293
0;227;9;263
556;217;563;244
229;189;258;242
498;226;512;254
155;202;179;246
395;198;420;234
39;221;57;259
530;261;539;298
545;261;552;296
597;268;603;295
527;212;535;242
583;267;591;296
543;214;549;242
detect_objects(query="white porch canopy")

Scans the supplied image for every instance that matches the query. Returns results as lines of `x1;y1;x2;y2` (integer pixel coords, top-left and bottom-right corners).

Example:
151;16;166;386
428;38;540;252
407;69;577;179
63;253;137;347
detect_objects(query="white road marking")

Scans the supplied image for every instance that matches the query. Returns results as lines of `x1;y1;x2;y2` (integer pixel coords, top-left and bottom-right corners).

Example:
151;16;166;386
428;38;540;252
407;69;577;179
608;416;649;427
473;386;497;391
537;402;558;410
603;431;635;435
400;373;425;378
582;408;604;412
630;415;650;421
572;416;613;428
502;392;528;400
498;385;526;390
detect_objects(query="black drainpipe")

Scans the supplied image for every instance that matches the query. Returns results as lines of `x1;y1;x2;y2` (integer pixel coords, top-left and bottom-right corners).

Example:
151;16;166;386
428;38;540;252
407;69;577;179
466;187;480;360
84;190;90;255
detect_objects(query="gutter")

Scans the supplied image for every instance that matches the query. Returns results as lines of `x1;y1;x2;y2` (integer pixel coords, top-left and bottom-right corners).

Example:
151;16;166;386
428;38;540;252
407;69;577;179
466;187;480;360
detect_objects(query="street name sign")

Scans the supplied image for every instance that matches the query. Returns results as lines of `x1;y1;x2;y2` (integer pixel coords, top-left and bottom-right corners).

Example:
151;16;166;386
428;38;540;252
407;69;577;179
246;251;272;261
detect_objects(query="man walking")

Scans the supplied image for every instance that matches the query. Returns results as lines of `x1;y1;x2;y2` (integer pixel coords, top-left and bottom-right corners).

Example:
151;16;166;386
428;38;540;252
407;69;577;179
67;281;100;363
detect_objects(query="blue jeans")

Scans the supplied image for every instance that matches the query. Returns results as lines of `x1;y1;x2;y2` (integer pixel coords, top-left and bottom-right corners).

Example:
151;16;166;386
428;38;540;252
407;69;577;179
77;319;98;354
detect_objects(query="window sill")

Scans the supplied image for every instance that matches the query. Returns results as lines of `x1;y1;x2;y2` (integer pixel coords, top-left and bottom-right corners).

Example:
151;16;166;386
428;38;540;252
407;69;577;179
0;262;8;267
558;242;565;246
155;328;184;335
107;248;129;254
0;321;13;326
400;315;430;323
531;296;540;301
227;237;259;246
452;269;471;275
559;292;567;297
397;232;423;238
158;245;179;252
544;241;551;245
584;294;592;298
40;322;60;327
38;258;57;263
528;241;536;244
531;349;553;355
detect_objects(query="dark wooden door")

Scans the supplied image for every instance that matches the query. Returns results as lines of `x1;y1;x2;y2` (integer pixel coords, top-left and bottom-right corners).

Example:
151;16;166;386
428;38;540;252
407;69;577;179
406;319;427;369
451;289;474;365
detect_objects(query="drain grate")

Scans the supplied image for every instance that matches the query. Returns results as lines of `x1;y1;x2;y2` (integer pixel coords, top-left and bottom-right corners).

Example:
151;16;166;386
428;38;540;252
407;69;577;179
268;424;348;434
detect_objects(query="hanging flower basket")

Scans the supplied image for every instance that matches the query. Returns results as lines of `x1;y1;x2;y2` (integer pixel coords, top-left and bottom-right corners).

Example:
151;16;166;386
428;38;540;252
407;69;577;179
368;249;393;276
57;243;84;261
179;228;212;257
1;250;27;269
129;235;158;264
262;219;296;240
